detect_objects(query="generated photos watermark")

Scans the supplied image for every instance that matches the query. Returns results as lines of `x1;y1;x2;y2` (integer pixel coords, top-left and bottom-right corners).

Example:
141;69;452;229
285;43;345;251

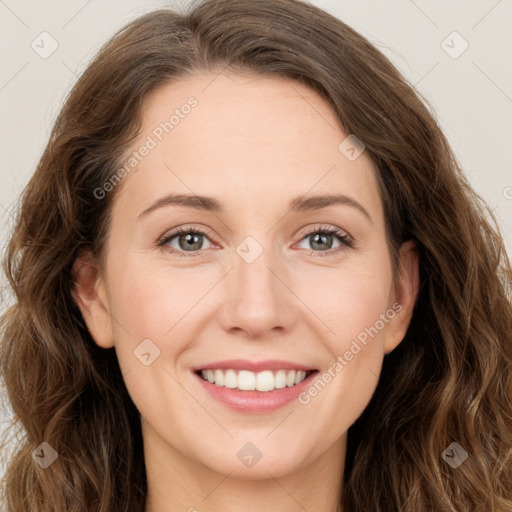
93;96;199;200
298;301;402;405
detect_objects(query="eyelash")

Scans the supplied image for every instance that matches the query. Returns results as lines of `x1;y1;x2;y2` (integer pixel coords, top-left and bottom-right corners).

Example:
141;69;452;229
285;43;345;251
157;224;354;258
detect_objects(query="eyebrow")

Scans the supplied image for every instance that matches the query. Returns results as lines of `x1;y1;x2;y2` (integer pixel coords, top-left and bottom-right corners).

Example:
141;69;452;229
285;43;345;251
138;193;372;223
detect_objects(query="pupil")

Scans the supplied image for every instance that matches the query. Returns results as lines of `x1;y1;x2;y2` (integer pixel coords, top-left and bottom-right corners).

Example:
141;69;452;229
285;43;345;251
181;233;201;251
311;233;332;251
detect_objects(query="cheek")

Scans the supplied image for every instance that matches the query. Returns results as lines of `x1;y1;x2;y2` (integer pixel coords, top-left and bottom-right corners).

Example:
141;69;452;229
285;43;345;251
301;258;393;346
297;258;393;400
105;260;203;421
297;293;391;447
109;249;200;328
296;261;394;429
319;280;390;389
106;254;216;371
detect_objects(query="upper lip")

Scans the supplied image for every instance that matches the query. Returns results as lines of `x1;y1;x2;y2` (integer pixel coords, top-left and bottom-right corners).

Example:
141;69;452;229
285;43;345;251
192;359;317;373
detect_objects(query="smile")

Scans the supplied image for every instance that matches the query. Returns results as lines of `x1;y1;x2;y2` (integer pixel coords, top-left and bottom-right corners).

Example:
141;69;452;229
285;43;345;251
197;368;314;392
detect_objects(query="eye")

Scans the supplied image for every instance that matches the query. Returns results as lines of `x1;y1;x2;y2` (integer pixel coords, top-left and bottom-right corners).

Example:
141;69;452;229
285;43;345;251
157;224;354;258
296;224;353;256
157;226;214;257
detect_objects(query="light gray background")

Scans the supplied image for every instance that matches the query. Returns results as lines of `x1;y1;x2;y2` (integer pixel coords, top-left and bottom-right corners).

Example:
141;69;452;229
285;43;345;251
1;0;511;477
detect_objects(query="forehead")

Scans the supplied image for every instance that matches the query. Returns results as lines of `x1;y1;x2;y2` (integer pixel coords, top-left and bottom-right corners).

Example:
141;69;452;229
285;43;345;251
112;71;381;221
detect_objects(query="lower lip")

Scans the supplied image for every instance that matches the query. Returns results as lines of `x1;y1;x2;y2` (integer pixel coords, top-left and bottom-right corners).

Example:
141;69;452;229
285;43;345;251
193;371;319;413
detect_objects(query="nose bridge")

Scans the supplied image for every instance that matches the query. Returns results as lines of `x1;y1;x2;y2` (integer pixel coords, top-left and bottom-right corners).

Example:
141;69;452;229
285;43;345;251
218;233;297;336
235;233;282;307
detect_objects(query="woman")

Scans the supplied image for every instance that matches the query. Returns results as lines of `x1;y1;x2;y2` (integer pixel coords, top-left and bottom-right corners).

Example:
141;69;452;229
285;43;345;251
1;0;511;510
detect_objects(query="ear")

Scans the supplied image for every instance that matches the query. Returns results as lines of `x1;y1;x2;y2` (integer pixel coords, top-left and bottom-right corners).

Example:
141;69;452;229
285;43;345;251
384;240;419;354
71;252;115;349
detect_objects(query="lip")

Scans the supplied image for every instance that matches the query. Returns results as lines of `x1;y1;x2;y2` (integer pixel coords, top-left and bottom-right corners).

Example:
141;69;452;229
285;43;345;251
191;359;316;373
193;367;319;413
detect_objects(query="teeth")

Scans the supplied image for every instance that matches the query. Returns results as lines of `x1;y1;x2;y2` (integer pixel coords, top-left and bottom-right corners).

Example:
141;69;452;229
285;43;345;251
200;369;310;392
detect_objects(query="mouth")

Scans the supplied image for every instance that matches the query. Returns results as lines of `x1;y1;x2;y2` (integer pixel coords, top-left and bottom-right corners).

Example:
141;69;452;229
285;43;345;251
195;368;318;393
192;361;320;412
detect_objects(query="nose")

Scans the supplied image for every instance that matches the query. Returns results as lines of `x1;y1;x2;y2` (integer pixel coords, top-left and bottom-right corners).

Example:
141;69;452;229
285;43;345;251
217;240;299;339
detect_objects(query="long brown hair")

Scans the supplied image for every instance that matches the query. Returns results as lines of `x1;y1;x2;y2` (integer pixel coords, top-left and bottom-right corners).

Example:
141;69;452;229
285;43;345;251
1;0;511;510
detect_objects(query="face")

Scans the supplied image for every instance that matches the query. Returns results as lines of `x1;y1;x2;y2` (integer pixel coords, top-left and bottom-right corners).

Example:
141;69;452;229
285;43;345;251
74;71;418;480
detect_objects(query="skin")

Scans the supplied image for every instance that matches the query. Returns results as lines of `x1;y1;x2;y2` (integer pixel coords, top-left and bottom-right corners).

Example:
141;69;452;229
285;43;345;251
73;71;419;512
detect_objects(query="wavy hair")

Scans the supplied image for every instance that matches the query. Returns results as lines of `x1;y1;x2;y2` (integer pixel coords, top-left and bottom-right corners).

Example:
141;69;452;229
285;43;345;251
1;0;511;510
